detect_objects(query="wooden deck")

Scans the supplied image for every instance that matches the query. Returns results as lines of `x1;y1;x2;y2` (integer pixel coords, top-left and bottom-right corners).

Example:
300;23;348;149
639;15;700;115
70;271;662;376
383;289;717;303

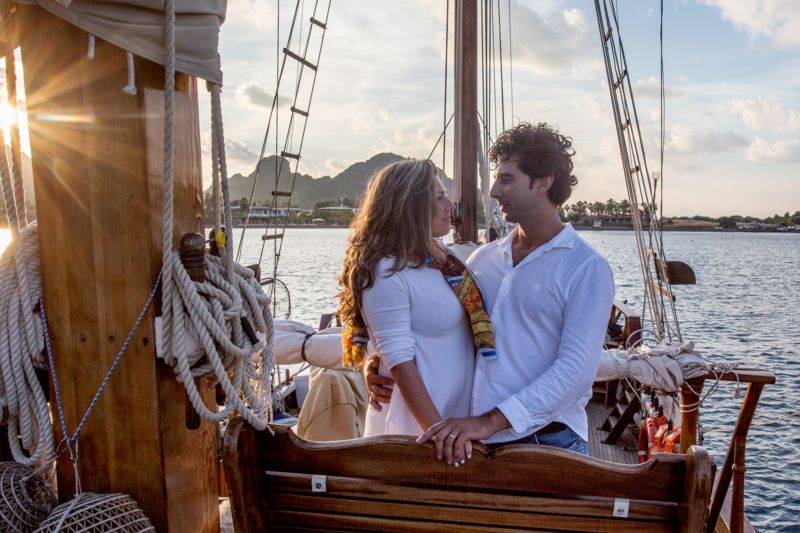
587;397;639;465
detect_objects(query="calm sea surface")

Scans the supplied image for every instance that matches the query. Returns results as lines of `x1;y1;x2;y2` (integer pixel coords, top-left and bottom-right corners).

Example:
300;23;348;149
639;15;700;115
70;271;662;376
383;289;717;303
236;227;800;531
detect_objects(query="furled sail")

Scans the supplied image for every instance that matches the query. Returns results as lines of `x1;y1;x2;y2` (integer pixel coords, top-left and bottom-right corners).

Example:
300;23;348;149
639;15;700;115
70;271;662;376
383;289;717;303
15;0;226;83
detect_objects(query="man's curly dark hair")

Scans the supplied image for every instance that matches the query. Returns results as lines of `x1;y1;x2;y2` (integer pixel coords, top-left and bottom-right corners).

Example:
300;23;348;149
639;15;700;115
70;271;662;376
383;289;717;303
488;122;578;205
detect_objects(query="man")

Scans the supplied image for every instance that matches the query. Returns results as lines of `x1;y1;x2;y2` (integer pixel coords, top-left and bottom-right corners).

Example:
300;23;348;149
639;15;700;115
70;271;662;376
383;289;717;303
366;122;614;465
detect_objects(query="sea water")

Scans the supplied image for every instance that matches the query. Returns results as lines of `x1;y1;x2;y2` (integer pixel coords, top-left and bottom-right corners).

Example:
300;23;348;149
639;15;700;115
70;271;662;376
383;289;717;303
237;227;799;531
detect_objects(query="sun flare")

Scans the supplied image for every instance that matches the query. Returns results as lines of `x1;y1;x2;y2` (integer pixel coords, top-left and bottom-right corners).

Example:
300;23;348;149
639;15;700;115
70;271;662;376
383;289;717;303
0;102;15;138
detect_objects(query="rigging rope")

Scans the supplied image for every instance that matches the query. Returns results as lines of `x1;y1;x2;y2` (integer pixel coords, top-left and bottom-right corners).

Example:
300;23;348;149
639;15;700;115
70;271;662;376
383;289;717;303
475;0;515;241
235;0;302;257
442;0;450;175
507;0;514;124
594;0;682;343
257;0;332;287
4;48;27;228
659;0;666;243
496;0;505;132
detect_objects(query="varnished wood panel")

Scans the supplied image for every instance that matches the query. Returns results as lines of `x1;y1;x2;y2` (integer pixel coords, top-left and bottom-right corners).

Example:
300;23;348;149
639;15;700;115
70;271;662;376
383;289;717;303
264;486;676;531
18;6;217;532
234;423;688;502
224;419;713;532
264;472;679;522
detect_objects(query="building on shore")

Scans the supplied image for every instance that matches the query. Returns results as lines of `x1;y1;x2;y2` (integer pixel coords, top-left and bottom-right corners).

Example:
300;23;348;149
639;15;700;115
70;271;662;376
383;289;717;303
231;205;309;224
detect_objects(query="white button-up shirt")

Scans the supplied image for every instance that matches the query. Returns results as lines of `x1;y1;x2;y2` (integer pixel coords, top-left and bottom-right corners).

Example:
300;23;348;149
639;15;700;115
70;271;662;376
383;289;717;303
467;224;614;443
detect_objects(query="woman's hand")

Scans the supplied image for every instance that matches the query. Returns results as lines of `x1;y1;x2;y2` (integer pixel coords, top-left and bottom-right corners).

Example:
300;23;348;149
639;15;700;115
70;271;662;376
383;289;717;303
417;409;510;465
363;352;395;410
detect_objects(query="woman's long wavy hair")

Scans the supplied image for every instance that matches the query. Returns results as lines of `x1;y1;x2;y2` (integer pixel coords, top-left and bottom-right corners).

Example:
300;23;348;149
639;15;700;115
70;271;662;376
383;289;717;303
338;159;443;328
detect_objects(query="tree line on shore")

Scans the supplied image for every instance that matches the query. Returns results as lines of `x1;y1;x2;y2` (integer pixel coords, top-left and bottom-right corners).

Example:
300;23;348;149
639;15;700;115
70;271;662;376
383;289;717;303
561;199;800;229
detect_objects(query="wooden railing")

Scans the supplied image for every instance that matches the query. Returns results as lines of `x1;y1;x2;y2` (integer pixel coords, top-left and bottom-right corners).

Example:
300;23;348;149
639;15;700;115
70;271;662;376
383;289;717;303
680;369;775;533
608;302;775;532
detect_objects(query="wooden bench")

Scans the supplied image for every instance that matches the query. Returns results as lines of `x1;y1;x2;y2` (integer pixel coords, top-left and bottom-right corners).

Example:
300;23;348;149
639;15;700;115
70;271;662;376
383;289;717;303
223;419;713;532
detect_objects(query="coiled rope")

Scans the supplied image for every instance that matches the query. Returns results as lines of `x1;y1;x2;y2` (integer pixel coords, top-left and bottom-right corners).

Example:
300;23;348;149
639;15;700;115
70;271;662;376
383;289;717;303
157;0;272;430
0;225;52;467
0;47;52;466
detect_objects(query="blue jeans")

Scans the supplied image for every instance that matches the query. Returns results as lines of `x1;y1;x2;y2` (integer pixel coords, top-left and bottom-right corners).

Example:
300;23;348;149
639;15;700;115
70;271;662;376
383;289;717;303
490;426;590;455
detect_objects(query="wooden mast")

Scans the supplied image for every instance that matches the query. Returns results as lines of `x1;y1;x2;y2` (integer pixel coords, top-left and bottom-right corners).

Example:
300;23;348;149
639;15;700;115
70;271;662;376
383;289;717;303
16;6;218;532
453;0;478;243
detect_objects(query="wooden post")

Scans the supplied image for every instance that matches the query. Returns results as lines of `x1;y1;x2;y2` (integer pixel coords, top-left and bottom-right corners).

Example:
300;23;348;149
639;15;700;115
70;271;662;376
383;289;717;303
18;6;218;532
730;436;746;533
453;0;478;243
179;233;206;430
679;377;704;453
180;233;207;282
706;382;763;533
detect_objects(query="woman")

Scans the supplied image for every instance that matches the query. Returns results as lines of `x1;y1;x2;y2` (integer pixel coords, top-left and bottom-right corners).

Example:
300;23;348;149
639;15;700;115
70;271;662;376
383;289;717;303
339;159;493;437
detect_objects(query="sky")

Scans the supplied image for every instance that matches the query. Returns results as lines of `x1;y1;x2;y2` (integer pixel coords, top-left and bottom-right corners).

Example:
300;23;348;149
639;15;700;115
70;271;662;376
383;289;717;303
1;1;797;218
198;0;799;218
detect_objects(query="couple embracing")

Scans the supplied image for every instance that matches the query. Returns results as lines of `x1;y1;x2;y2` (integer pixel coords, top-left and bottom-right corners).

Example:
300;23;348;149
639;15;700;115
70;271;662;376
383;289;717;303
338;122;614;465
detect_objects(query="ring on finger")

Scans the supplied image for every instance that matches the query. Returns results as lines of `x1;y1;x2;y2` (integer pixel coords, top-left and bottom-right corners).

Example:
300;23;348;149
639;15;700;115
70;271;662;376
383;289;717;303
447;433;458;440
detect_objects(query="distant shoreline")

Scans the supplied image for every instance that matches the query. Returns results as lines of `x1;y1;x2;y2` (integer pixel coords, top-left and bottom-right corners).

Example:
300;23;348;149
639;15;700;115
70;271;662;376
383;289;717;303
225;223;798;234
2;223;795;234
573;225;799;233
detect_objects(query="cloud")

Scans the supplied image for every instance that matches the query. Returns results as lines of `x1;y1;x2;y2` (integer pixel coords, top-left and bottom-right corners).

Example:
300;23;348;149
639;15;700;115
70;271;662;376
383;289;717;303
632;76;688;99
573;95;611;123
205;137;259;163
700;0;800;48
666;124;749;153
727;98;800;132
509;4;598;76
746;137;800;163
236;82;291;109
222;1;278;31
377;109;394;123
370;123;441;159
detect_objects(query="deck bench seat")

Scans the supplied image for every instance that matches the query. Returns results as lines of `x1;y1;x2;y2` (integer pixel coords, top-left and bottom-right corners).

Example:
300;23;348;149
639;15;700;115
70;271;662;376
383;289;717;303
223;419;712;532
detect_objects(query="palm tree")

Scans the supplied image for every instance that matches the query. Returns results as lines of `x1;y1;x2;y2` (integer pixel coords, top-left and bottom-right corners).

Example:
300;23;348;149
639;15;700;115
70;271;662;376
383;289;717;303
572;201;589;224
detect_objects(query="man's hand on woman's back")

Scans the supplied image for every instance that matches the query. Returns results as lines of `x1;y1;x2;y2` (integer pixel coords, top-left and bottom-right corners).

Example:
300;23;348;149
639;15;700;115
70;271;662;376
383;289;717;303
364;352;394;410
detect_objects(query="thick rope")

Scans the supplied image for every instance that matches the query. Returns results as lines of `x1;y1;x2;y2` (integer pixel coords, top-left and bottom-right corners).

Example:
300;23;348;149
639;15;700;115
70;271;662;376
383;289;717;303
208;83;222;235
0;225;52;467
0;70;52;465
122;52;137;96
158;3;272;430
4;50;27;229
87;35;96;60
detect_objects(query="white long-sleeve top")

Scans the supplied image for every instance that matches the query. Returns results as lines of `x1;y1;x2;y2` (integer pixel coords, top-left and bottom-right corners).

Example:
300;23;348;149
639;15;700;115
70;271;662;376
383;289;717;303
362;256;475;437
467;225;614;443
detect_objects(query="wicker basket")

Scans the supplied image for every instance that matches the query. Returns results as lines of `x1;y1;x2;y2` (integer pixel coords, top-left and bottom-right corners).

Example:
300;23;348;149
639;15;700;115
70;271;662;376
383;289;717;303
0;461;56;532
35;492;155;532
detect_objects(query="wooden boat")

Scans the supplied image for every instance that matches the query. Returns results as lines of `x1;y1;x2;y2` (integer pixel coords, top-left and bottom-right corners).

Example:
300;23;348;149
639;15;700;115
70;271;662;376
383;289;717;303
0;1;775;532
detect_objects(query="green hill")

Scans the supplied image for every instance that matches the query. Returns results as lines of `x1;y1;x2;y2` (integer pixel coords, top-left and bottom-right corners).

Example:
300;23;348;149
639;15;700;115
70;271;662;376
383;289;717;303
210;153;452;209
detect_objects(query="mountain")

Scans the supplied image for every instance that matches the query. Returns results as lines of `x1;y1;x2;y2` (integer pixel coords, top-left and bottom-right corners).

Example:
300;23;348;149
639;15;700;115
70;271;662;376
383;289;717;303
210;153;452;209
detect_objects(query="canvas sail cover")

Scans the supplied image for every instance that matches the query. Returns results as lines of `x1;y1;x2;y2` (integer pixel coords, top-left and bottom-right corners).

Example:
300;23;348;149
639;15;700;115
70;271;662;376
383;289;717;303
15;0;226;83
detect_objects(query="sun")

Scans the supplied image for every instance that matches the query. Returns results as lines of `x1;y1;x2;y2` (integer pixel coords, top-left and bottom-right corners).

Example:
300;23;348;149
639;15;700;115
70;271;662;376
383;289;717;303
0;101;16;138
0;100;31;156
